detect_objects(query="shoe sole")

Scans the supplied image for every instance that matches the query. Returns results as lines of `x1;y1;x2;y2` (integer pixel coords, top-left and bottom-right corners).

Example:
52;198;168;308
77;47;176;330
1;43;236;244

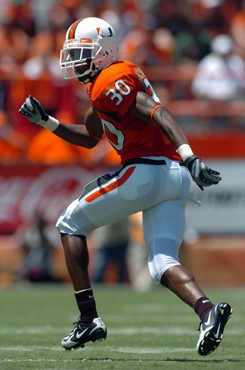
63;329;107;351
197;302;232;356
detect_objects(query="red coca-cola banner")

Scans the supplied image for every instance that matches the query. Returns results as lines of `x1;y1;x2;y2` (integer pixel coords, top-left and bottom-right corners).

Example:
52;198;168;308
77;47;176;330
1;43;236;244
0;165;107;234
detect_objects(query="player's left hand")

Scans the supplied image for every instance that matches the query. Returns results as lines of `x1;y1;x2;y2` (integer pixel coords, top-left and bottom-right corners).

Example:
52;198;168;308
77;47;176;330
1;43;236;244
19;95;49;126
184;155;221;190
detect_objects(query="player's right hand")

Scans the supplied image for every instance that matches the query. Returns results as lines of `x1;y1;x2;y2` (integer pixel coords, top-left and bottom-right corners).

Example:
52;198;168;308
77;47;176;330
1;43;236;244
19;95;49;126
184;155;221;190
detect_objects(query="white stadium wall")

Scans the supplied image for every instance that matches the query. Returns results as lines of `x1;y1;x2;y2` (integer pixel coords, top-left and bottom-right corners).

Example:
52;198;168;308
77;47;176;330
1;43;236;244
186;160;245;234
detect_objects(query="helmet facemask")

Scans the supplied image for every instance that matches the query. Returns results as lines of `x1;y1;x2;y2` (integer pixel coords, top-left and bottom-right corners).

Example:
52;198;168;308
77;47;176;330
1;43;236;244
60;41;104;83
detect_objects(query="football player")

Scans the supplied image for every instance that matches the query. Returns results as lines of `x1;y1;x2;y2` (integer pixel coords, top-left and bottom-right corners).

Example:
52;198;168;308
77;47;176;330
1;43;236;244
19;17;232;355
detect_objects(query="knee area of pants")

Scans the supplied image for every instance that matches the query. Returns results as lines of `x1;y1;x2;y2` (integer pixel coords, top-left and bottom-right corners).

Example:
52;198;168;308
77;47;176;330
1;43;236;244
147;238;180;285
149;261;180;285
150;273;161;285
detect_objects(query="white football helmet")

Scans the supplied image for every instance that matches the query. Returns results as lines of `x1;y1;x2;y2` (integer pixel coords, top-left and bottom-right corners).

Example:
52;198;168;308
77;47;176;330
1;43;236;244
60;17;118;83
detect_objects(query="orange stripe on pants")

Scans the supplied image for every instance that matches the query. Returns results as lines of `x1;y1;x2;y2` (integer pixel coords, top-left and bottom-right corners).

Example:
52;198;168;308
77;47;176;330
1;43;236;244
85;166;136;203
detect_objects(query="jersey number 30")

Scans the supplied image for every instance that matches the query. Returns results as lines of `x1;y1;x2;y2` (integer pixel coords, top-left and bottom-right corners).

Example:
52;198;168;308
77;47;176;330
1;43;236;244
105;79;131;106
103;77;159;151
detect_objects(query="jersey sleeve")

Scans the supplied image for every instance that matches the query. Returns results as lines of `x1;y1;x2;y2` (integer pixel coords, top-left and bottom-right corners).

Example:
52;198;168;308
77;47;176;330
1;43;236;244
96;71;138;116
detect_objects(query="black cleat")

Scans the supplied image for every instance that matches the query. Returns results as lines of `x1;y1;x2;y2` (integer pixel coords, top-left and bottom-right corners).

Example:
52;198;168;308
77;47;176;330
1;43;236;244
61;317;107;350
197;302;232;356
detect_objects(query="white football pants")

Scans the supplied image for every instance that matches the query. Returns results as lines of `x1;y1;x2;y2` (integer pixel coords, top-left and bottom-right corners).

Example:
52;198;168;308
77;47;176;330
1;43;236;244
56;157;191;284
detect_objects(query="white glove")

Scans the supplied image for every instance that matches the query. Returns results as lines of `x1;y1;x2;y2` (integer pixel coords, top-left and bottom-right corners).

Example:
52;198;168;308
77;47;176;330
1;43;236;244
19;95;59;131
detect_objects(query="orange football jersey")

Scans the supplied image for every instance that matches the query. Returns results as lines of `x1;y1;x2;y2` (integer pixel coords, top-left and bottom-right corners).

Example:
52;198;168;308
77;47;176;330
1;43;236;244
86;60;181;164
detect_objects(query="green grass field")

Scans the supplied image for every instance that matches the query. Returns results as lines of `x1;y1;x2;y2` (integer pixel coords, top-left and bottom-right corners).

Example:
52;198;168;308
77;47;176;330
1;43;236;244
0;284;244;369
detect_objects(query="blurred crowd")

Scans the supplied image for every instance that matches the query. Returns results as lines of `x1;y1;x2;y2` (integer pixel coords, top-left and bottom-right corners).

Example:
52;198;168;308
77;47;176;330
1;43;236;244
10;210;151;288
1;0;245;165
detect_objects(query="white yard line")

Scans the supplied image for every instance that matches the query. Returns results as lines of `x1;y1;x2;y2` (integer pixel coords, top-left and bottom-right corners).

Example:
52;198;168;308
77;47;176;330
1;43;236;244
0;359;87;363
0;326;195;336
0;346;60;351
0;326;242;336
